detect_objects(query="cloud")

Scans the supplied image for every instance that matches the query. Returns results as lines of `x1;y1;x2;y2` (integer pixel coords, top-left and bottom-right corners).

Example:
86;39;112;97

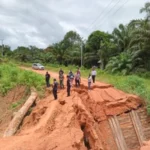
0;0;146;49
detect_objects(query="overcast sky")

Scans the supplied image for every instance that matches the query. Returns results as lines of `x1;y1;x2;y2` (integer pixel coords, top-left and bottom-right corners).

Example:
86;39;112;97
0;0;147;50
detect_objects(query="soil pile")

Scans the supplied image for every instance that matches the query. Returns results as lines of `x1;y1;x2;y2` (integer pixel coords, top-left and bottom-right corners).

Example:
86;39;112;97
0;86;28;137
0;82;142;150
141;141;150;150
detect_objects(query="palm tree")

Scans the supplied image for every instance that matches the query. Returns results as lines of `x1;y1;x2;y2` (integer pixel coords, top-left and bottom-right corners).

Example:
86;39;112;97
140;2;150;21
51;42;68;65
106;51;138;75
129;2;150;71
112;24;131;52
97;41;117;70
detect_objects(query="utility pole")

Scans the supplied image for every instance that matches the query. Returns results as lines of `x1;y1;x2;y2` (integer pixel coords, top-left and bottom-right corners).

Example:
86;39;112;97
0;39;4;57
81;42;83;67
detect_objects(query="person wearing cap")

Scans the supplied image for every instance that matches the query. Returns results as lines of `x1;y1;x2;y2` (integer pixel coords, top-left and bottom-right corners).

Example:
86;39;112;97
67;75;71;96
52;79;58;100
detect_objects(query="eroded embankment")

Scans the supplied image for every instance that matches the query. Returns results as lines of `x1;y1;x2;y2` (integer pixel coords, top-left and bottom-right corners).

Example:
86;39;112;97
0;86;29;137
0;84;142;150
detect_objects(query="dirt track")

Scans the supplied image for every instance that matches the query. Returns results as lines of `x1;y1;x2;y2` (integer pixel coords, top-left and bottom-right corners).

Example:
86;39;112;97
0;67;144;150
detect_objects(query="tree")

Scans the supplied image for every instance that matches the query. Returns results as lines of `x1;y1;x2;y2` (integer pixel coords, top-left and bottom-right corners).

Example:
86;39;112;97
0;45;12;57
129;3;150;71
97;40;117;70
12;46;30;62
140;2;150;21
112;24;131;52
85;30;114;68
47;31;82;66
50;42;66;65
28;46;44;62
106;52;133;75
62;31;82;65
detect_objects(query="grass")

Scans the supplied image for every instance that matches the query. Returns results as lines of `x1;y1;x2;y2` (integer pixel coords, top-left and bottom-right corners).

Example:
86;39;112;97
0;63;45;96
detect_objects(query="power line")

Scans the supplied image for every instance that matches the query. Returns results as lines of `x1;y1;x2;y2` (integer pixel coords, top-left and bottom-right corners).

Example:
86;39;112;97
96;0;130;29
86;0;115;31
111;0;130;17
89;0;122;31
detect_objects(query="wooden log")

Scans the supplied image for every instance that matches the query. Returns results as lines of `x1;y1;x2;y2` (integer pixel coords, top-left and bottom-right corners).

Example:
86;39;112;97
3;89;37;137
108;116;128;150
130;110;145;146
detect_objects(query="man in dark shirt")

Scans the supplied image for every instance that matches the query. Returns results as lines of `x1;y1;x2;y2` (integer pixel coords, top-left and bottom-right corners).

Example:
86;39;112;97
53;79;58;100
59;72;64;89
45;72;50;87
67;75;71;96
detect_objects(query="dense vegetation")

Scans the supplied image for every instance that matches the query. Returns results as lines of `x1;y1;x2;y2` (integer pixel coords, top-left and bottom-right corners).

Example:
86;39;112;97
0;63;45;95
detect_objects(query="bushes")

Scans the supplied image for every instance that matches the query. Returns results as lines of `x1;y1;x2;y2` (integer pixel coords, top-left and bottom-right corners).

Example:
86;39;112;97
0;63;45;95
110;76;145;95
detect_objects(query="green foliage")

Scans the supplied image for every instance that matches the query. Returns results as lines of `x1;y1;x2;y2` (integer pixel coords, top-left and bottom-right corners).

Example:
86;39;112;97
0;63;45;95
112;24;131;52
11;101;22;109
140;2;150;20
97;39;117;70
111;76;145;95
51;30;82;66
106;52;133;75
84;30;112;67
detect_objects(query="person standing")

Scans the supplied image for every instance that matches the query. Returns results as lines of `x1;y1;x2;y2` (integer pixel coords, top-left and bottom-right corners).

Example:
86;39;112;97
67;75;71;96
69;70;74;86
45;72;50;87
91;67;97;83
52;79;58;100
77;67;81;75
88;73;92;90
77;67;81;83
59;72;64;89
75;72;80;87
59;68;64;75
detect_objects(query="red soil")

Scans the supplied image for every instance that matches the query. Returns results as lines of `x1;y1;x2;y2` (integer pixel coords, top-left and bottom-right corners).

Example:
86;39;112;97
0;86;28;137
141;141;150;150
0;67;143;150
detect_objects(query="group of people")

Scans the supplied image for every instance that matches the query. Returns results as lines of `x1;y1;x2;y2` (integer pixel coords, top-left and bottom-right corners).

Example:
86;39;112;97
45;66;97;100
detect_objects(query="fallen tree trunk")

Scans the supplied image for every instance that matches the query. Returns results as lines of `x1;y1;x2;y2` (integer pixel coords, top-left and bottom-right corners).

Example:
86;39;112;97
3;89;37;137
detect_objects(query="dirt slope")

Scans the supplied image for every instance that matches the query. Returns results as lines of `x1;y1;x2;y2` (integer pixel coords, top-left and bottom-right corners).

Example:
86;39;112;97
141;141;150;150
0;86;28;137
0;68;142;150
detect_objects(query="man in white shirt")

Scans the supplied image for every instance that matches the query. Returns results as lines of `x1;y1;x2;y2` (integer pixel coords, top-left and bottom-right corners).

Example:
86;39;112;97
91;67;97;83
